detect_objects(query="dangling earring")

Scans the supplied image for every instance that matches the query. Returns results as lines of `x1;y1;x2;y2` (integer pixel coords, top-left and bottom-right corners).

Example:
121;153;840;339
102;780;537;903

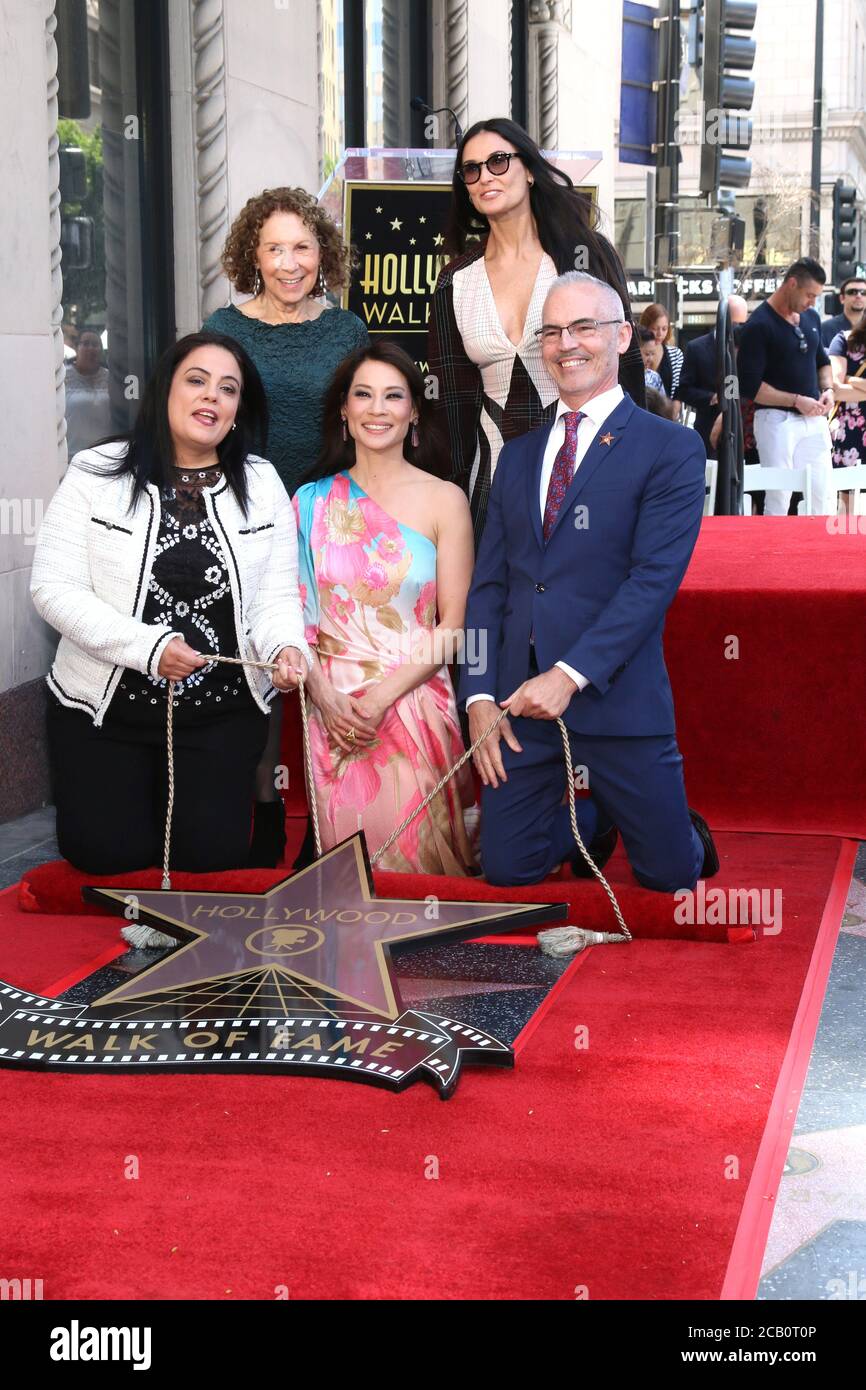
342;418;348;442
315;266;327;297
411;422;420;448
253;268;262;296
231;423;237;431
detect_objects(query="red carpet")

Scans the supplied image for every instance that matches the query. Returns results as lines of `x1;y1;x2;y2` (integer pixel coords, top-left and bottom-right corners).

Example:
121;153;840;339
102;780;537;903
19;831;800;944
0;836;853;1299
667;517;866;837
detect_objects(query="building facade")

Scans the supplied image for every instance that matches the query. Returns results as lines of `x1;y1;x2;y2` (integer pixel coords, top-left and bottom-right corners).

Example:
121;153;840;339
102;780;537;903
614;0;866;332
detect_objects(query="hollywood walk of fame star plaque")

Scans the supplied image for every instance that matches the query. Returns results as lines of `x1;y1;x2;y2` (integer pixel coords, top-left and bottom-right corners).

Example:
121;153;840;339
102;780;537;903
0;835;568;1098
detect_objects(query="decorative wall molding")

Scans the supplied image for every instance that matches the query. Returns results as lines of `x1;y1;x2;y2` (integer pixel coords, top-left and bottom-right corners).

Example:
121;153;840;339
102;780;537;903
445;0;469;135
191;0;229;318
45;0;66;476
381;0;400;148
528;1;567;148
316;0;325;181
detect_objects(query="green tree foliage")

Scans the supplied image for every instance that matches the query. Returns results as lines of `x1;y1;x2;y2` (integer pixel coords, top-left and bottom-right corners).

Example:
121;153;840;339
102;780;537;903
58;118;105;328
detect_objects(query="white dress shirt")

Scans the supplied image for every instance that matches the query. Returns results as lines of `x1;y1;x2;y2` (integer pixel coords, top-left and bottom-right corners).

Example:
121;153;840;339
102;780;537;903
467;383;624;708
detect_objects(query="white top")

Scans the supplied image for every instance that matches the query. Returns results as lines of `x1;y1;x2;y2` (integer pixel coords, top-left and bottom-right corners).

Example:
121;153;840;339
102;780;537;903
453;251;560;499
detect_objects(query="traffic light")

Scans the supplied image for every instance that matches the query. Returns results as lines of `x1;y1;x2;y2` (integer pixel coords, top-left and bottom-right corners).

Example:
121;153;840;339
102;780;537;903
699;0;758;198
832;180;859;284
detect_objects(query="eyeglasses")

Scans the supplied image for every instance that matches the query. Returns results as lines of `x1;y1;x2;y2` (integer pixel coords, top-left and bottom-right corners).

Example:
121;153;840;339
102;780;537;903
843;287;866;296
458;151;523;185
793;326;809;353
536;318;625;344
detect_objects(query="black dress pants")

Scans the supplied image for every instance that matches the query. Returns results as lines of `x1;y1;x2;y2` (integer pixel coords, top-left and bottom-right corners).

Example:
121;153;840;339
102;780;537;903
47;696;269;875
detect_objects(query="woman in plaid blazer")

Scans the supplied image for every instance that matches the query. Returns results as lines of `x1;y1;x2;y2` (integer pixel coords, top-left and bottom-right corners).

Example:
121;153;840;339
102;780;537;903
429;118;644;543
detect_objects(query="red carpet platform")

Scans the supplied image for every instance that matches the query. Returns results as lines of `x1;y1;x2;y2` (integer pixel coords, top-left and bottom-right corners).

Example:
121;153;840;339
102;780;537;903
667;516;866;838
18;832;807;945
0;839;854;1300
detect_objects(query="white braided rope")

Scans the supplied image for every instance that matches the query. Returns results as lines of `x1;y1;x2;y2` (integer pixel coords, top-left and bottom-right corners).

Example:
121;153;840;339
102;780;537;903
160;656;631;952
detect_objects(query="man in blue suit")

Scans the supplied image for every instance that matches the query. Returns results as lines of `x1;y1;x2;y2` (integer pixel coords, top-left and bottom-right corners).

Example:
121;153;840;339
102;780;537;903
462;271;718;892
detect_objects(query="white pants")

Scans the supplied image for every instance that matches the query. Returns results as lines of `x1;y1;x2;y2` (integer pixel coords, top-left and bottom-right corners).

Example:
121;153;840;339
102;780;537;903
752;409;834;515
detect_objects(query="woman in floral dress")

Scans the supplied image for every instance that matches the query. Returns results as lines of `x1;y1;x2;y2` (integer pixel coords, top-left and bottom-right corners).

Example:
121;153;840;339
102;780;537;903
294;342;478;873
828;318;866;510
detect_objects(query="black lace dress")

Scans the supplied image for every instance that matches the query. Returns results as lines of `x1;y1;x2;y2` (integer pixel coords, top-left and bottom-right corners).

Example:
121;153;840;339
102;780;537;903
110;466;252;724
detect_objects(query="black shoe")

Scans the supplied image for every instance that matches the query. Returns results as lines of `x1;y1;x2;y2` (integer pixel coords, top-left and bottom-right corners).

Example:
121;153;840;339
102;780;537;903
571;824;618;878
248;800;287;869
689;808;719;879
291;815;317;872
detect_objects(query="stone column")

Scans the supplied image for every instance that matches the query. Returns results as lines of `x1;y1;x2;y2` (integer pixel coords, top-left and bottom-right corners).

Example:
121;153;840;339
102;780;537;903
528;0;570;149
45;0;65;473
191;0;229;320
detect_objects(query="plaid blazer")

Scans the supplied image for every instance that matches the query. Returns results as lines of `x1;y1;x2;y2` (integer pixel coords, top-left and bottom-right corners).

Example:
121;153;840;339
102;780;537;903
427;238;647;502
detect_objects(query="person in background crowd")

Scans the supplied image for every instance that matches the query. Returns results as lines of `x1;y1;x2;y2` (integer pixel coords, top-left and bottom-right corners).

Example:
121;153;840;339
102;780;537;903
828;314;866;510
820;275;866;347
65;327;111;460
639;303;683;415
429;117;644;544
638;326;666;394
645;386;679;421
678;295;749;457
204;187;368;865
31;332;309;930
294;342;478;874
736;258;835;515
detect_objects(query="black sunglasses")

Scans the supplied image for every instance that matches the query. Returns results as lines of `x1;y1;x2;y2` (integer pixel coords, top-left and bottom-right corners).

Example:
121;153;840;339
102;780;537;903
793;326;809;353
458;151;524;185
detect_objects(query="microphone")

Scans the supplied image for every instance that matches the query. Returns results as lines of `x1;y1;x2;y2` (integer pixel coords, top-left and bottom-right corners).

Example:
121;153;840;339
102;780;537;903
410;96;463;146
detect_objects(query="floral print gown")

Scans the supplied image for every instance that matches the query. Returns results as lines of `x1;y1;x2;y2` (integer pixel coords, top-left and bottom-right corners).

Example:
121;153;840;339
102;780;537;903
293;472;478;874
828;332;866;469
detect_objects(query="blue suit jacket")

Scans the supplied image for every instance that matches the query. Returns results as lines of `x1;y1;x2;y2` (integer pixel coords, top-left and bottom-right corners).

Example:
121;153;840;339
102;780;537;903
460;395;706;736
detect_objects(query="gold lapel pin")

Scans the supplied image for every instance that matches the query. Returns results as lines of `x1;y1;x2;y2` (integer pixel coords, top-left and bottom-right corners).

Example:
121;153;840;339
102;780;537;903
599;432;615;446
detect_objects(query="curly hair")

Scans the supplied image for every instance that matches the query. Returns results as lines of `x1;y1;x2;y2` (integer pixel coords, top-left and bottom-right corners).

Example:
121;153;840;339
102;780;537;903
221;186;355;295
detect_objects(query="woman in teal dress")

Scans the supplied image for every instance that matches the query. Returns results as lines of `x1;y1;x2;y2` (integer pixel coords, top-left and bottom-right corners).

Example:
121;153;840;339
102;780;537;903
205;186;368;863
294;341;478;874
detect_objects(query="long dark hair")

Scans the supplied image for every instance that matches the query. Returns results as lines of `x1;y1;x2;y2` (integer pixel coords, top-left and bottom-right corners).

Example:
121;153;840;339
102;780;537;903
86;331;269;515
445;117;629;302
846;315;866;355
302;340;446;483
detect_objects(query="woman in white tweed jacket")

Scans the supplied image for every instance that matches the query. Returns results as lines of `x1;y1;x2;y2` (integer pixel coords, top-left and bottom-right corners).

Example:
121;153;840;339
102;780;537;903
31;331;310;880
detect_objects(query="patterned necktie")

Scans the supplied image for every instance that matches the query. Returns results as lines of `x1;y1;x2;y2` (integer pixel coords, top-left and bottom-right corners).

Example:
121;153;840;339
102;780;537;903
542;411;585;541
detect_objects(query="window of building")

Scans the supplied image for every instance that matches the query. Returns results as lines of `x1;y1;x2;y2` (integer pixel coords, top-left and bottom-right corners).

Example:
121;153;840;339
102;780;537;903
616;193;802;273
56;0;174;461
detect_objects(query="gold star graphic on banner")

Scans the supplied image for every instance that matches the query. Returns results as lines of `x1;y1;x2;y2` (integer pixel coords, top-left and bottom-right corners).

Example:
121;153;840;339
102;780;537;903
365;232;372;239
375;205;383;214
419;216;427;224
391;218;403;231
409;237;416;245
433;233;444;246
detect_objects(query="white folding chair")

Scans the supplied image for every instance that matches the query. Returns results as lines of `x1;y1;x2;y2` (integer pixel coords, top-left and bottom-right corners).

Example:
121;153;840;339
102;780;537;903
829;463;866;514
742;464;813;515
703;459;718;516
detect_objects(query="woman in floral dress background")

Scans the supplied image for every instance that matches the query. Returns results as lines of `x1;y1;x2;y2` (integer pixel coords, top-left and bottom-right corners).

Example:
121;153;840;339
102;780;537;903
828;315;866;510
294;342;478;874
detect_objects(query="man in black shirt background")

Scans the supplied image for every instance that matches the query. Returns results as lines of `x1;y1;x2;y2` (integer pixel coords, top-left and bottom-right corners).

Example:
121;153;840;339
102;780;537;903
736;258;835;516
820;275;866;347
